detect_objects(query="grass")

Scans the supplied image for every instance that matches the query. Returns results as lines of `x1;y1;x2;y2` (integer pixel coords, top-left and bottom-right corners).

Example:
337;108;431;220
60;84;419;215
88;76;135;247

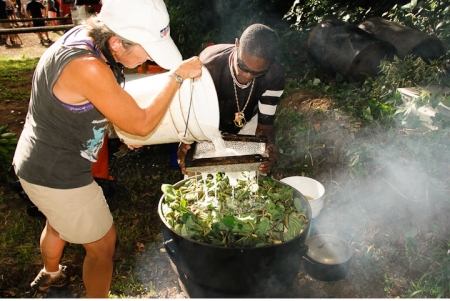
1;51;450;298
0;57;36;103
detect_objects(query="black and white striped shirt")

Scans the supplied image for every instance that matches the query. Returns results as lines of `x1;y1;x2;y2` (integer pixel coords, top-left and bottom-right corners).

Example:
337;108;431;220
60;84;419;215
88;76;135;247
200;44;285;134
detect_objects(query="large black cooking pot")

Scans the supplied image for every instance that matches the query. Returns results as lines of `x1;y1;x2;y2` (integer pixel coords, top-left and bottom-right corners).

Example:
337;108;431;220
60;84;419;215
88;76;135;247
158;176;312;297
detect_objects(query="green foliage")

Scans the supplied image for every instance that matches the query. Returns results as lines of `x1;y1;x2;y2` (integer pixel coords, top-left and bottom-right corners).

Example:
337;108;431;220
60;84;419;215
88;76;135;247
369;55;450;101
384;0;450;44
164;0;294;58
0;57;36;106
164;0;218;58
284;0;402;31
297;53;450;127
1;1;450;297
160;173;308;247
364;54;450;129
0;126;18;179
345;144;372;179
0;57;39;70
274;101;314;174
283;0;450;85
284;0;450;38
408;241;450;298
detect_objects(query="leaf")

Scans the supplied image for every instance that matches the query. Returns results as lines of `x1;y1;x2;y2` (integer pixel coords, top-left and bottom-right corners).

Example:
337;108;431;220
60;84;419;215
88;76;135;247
185;216;203;234
267;191;281;201
405;228;418;238
236;215;255;223
441;95;450;107
256;217;270;236
280;185;294;200
293;198;303;212
161;184;178;202
409;290;424;297
220;216;237;230
181;224;188;236
161;175;308;247
349;154;360;167
335;73;344;82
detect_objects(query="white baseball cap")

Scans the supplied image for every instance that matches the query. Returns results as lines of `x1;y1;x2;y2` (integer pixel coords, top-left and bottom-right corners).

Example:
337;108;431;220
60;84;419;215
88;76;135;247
99;0;182;70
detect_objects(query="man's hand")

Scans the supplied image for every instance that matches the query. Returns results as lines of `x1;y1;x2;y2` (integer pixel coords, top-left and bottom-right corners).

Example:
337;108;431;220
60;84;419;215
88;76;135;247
255;123;278;175
177;142;191;175
259;143;278;174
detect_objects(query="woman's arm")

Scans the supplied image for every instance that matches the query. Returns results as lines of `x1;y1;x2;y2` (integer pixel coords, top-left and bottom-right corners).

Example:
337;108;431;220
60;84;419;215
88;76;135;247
53;55;202;136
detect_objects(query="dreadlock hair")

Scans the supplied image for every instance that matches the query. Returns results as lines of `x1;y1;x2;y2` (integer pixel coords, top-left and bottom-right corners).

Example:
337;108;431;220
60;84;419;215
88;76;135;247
239;24;279;63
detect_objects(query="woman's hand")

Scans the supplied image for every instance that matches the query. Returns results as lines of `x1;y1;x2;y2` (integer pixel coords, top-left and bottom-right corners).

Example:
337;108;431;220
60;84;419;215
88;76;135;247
171;56;203;81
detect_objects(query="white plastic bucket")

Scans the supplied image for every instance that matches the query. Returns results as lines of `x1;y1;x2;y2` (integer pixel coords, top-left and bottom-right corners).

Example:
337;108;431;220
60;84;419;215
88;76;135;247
280;176;325;219
113;66;219;145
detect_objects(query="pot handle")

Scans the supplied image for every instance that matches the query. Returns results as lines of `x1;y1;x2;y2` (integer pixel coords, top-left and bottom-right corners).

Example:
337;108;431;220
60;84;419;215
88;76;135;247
299;243;309;255
302;254;314;264
163;239;178;261
162;226;180;263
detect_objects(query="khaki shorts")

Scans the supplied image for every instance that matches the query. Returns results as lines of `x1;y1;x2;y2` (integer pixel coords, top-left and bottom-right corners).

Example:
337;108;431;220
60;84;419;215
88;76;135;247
19;178;114;244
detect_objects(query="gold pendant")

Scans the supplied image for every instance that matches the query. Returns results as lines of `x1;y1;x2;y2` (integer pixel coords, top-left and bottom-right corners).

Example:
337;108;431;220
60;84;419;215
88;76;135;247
234;112;246;128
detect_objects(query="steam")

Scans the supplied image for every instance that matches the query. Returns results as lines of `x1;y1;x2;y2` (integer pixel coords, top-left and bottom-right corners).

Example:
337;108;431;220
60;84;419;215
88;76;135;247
307;121;449;296
315;132;441;238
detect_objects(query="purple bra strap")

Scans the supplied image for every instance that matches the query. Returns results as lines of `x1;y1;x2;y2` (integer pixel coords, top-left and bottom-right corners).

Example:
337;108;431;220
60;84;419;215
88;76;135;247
62;27;102;58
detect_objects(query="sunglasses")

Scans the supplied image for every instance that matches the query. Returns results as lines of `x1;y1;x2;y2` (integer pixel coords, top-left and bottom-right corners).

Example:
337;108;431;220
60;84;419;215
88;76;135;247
236;57;269;77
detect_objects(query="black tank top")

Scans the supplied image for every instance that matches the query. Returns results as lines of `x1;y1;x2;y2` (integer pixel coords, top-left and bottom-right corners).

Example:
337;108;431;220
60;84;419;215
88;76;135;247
14;26;110;189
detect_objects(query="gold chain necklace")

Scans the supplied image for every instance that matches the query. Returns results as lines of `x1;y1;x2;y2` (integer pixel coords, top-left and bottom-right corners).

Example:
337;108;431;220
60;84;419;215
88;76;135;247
233;79;255;128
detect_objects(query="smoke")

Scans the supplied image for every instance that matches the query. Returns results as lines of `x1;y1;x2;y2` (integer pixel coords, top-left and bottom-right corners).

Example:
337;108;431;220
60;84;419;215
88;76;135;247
317;130;446;231
307;122;450;294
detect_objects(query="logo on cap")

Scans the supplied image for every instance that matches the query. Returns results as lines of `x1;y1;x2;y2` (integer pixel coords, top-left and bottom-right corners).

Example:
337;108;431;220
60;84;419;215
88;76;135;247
160;24;170;38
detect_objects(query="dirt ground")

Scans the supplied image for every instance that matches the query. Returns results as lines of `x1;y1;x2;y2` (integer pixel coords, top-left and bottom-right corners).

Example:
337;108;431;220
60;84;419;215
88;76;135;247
1;33;449;299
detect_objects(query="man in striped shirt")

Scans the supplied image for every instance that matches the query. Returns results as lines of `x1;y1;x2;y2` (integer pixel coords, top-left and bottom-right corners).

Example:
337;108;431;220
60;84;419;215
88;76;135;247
179;23;285;174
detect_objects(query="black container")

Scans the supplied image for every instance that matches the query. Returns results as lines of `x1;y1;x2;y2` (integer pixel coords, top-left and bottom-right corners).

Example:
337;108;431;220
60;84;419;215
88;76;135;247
359;17;445;63
308;18;397;82
303;234;353;282
159;176;312;298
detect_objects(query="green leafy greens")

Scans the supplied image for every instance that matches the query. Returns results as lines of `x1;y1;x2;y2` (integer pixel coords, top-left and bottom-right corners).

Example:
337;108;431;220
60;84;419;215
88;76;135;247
161;173;308;248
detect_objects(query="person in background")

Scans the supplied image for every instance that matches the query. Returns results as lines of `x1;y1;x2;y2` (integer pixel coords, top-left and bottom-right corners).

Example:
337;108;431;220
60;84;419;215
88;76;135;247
5;0;16;21
15;0;28;27
25;0;51;45
0;0;9;45
53;0;59;18
45;0;57;25
21;0;30;24
21;0;29;12
177;23;285;175
15;0;24;19
13;0;202;297
1;0;19;45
